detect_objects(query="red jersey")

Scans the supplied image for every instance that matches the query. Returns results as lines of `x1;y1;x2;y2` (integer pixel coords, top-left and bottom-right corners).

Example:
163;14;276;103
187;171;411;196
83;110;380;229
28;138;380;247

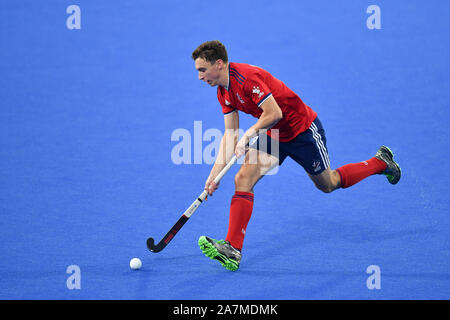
217;62;317;142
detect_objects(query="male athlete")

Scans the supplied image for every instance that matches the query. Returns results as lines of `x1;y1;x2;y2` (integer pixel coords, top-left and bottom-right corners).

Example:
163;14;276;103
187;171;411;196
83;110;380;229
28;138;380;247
192;40;401;271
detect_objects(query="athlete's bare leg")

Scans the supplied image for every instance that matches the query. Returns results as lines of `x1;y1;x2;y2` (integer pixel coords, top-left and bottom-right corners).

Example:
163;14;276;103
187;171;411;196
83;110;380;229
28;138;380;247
234;148;280;192
308;168;341;193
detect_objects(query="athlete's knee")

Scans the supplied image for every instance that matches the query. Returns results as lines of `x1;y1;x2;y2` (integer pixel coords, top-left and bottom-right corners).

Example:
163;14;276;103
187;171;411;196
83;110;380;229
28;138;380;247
234;171;254;192
316;183;335;193
316;171;341;193
314;170;340;193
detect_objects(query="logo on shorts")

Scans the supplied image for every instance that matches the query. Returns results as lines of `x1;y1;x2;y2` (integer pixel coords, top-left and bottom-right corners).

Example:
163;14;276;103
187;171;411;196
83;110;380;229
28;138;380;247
225;99;231;105
313;160;321;172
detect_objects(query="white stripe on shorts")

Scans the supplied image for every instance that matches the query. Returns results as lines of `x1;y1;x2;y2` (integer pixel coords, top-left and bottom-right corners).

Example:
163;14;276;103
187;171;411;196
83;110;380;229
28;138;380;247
309;122;330;169
311;122;330;168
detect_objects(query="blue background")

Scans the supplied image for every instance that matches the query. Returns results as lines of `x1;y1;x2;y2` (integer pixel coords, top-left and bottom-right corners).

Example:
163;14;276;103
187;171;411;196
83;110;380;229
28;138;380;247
0;0;448;299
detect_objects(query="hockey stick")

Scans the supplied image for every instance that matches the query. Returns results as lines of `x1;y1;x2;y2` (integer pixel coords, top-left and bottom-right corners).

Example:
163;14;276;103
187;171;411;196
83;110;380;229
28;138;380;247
147;154;239;253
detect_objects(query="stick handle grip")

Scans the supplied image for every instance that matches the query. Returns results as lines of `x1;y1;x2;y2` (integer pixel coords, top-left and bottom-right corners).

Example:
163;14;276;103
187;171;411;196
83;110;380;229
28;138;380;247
213;154;238;185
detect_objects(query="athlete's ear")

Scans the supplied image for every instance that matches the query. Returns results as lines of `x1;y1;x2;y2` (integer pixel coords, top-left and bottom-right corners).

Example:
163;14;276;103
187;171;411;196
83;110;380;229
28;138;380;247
215;59;224;70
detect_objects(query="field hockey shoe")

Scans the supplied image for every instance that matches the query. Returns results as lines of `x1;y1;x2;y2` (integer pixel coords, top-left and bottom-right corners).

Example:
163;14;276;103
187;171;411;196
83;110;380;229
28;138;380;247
374;146;401;184
198;236;241;271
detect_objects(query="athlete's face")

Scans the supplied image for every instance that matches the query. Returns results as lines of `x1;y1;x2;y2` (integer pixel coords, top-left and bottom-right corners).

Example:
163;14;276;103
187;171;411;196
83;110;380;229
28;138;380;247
195;58;224;87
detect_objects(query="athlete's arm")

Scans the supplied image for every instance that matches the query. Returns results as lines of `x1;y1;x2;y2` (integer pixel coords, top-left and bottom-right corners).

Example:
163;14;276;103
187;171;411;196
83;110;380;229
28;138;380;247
235;95;282;157
205;110;240;196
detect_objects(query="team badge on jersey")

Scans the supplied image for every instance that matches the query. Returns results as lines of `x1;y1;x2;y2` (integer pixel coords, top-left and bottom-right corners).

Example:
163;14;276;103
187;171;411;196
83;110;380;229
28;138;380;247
252;86;265;99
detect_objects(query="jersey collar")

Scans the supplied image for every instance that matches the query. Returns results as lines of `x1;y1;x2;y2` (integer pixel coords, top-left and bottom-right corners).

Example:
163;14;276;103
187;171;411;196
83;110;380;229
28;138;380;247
225;65;230;91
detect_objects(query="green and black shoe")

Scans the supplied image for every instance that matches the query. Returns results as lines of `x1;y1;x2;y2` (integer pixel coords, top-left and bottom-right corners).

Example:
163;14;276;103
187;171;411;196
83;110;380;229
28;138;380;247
374;146;401;185
198;236;241;271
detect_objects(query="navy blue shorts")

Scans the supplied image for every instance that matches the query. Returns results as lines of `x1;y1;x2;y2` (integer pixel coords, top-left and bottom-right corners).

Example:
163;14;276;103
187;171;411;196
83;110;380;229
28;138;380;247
249;117;330;175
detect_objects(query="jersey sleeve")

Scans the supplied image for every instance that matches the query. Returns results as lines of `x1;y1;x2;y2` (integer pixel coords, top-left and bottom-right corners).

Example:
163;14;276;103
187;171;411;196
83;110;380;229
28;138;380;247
217;87;235;115
243;73;273;108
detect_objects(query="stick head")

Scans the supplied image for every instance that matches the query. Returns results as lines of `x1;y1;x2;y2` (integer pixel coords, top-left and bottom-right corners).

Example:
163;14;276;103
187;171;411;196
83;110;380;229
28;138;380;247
146;237;156;251
146;236;166;253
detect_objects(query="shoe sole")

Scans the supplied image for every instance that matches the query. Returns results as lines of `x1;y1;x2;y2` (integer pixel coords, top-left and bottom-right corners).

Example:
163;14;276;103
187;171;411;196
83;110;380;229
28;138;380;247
380;146;401;185
198;236;239;271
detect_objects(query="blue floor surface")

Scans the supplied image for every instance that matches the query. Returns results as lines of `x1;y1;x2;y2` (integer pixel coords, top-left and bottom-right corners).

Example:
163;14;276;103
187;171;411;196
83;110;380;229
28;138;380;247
0;0;449;299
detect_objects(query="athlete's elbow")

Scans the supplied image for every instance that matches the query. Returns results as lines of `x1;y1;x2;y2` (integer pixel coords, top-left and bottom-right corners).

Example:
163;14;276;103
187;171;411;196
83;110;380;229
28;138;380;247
262;110;282;127
272;110;283;124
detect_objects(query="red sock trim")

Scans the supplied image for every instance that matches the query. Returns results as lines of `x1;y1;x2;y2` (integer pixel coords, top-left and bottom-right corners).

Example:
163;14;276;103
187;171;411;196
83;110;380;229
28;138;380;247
232;191;254;202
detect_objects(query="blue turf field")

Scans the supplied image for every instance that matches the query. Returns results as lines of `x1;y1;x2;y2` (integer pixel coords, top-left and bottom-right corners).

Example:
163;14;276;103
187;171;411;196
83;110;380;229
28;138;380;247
0;0;449;300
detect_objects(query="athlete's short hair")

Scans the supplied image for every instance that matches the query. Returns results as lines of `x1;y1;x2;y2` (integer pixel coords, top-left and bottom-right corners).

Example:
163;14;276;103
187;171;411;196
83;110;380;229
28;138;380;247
192;40;228;64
